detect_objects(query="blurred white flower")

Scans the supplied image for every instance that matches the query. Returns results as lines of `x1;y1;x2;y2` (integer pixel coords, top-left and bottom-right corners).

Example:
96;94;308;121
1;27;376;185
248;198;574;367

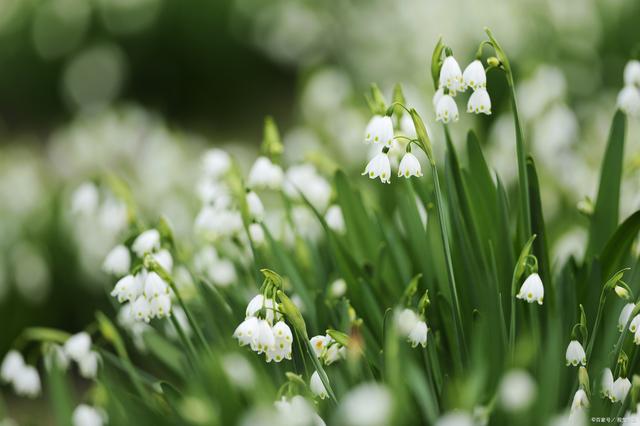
64;332;92;362
246;191;265;221
78;351;100;379
202;149;231;178
310;371;328;399
72;404;104;426
132;295;151;323
102;245;131;276
400;113;417;139
407;320;428;348
570;389;589;412
338;383;392;426
153;249;173;274
324;205;346;235
435;412;474;426
283;164;331;211
432;87;444;109
617;85;640;117
274;395;326;426
398;152;423;178
565;340;586;367
329;278;347;298
249;223;266;245
436;95;459;123
12;365;41;398
498;369;536;411
248;156;284;190
131;229;160;257
222;353;255;390
624;60;640;87
1;351;24;383
362;151;391;183
71;182;99;215
516;273;544;305
467;88;491;115
209;259;237;287
395;308;419;337
463;60;486;90
364;115;394;147
439;56;464;94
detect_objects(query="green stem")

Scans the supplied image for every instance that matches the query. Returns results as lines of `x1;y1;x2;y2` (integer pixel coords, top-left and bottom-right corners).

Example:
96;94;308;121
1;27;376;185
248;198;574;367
505;72;531;240
586;290;608;361
508;268;519;359
170;315;199;369
430;157;467;371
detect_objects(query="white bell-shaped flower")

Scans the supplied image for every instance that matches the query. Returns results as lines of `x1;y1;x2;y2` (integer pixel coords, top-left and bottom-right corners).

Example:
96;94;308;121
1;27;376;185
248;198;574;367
439;56;464;94
436;95;459;123
617;86;640;117
601;368;614;398
310;371;328;399
246;191;265;221
131;229;160;258
571;389;589;412
144;272;169;299
630;314;640;333
324;341;346;365
634;327;640;345
233;317;259;347
400;113;417;138
432;87;444;109
266;321;293;362
150;294;172;318
253;319;276;353
102;245;131;276
565;340;586;367
624;60;640;87
246;294;265;317
395;309;419;337
132;296;151;323
467;88;492;115
1;351;24;383
64;332;92;363
13;365;41;398
364;115;394;147
310;335;330;358
248;156;284;190
398;152;423;178
619;303;635;331
463;60;487;90
249;223;265;245
516;273;544;305
78;351;99;379
408;320;428;348
71;182;99;216
202;149;231;178
325;205;346;234
110;274;139;303
72;404;105;426
153;249;173;274
611;377;632;403
362;151;391;183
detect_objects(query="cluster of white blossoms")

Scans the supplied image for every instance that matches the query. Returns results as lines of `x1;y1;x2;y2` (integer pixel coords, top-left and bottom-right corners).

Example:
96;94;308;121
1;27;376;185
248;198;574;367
233;294;293;363
395;308;429;348
62;332;100;379
362;113;423;184
109;229;174;323
565;340;586;367
617;60;640;117
0;351;41;398
617;302;640;345
309;334;347;365
435;56;491;123
516;273;544;305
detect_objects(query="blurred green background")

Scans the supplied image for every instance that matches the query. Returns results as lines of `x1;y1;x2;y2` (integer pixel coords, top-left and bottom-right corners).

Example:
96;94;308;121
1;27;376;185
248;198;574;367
1;0;640;378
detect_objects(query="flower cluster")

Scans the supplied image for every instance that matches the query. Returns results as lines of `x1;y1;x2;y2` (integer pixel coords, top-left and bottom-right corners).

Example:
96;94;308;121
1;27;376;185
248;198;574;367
108;229;174;323
233;294;293;363
617;60;640;117
435;56;491;124
600;368;631;404
396;308;429;348
309;334;347;365
0;351;41;398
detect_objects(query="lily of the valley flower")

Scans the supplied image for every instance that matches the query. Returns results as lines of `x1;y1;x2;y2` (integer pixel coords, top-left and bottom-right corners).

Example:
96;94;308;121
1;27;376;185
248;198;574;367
436;95;459;123
102;245;131;276
364;115;394;147
624;60;640;87
12;365;41;398
249;223;265;245
619;303;635;331
439;56;464;94
266;321;293;363
310;370;328;399
398;152;423;178
202;149;231;179
571;389;589;412
362;150;391;183
611;377;632;403
325;205;346;234
601;368;614;398
630;314;640;333
617;85;640;117
565;340;586;367
516;273;544;305
432;87;444;109
246;191;265;221
463;60;487;90
64;332;101;379
467;88;492;115
309;334;347;365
